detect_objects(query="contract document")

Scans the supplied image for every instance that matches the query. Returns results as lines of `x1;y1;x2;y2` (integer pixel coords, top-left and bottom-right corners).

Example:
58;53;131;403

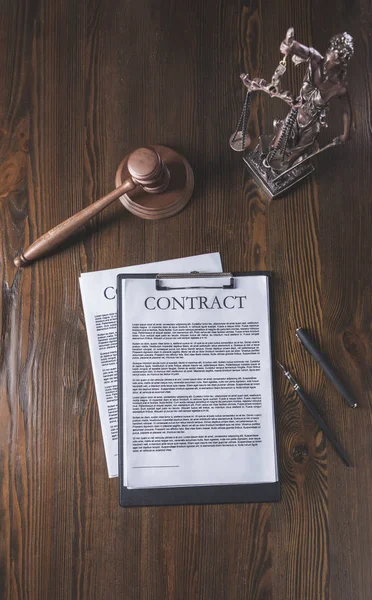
79;253;222;477
118;273;278;494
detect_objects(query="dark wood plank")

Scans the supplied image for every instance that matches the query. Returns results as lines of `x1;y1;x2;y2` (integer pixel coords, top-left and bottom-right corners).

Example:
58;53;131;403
267;2;372;600
264;1;329;596
310;3;372;600
0;1;371;599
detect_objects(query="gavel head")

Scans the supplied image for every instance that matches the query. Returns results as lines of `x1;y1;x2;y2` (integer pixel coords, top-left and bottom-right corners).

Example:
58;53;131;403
127;147;170;194
115;144;194;220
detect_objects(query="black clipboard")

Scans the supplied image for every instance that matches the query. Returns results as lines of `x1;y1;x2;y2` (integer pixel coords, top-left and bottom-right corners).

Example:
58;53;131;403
117;271;280;507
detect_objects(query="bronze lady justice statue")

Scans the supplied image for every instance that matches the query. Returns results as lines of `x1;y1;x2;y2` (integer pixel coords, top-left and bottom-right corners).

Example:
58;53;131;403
230;29;354;198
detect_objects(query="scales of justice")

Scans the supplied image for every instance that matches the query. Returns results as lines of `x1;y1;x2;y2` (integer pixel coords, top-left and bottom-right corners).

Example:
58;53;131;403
230;28;354;199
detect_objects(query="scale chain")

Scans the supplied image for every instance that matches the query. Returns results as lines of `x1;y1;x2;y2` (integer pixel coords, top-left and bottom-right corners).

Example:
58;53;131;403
231;90;251;150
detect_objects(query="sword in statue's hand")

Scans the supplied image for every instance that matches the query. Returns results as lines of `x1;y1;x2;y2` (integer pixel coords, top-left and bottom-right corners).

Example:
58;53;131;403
273;140;340;183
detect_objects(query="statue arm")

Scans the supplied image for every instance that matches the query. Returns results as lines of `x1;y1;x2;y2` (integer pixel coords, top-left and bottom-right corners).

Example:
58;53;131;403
336;89;352;143
280;38;323;64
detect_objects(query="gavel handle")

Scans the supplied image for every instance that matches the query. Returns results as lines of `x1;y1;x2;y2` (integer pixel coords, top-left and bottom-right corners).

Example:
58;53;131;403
14;178;136;267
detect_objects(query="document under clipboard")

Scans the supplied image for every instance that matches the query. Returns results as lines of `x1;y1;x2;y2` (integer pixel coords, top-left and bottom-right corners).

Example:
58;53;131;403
117;271;280;507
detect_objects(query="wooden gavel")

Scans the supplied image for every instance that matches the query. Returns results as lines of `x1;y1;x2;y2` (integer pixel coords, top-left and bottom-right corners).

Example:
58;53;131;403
14;145;194;267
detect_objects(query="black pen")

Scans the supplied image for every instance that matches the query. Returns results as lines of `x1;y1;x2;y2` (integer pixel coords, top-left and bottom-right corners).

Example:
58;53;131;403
296;327;357;408
277;362;351;467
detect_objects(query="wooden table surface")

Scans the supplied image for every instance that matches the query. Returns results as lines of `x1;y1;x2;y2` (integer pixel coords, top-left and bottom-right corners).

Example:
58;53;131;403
1;1;371;599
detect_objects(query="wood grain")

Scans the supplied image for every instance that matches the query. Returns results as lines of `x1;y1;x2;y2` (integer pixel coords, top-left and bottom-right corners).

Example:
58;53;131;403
0;1;371;599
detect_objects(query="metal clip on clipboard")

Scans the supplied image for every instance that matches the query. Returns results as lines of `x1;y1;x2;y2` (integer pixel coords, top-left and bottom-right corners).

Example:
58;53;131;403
155;272;235;291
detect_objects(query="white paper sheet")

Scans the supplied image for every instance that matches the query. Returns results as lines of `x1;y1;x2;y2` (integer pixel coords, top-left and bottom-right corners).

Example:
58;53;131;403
120;274;278;489
79;253;223;477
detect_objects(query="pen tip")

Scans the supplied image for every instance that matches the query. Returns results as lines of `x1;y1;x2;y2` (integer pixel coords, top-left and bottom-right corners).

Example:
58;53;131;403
352;403;358;408
276;361;285;371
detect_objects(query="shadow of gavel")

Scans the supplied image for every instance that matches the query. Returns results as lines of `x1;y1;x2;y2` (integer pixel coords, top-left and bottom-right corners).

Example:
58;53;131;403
14;145;194;267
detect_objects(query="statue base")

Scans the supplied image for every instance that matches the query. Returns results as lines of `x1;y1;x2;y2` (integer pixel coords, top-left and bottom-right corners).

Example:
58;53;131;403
243;136;314;199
